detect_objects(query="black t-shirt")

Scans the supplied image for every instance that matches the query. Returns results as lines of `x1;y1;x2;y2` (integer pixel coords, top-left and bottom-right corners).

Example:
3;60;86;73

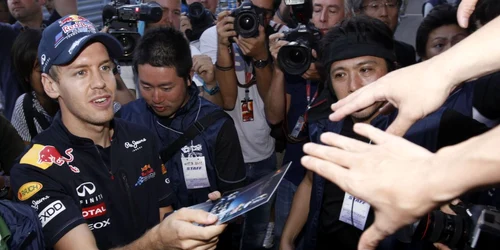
316;109;488;250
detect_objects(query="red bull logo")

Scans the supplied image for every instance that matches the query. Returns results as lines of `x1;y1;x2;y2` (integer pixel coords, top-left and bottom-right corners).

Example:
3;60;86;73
141;165;154;177
58;15;89;26
21;144;75;170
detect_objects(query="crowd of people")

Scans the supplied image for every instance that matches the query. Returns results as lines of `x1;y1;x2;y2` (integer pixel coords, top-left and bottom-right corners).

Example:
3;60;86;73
0;0;499;249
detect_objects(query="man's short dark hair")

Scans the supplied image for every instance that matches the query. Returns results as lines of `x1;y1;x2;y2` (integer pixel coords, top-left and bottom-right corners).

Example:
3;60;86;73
133;27;192;80
11;29;42;92
415;4;464;59
350;0;402;13
320;15;396;72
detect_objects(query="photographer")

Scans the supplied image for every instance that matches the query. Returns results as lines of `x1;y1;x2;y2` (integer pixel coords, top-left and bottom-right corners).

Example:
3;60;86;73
0;0;76;120
264;0;349;248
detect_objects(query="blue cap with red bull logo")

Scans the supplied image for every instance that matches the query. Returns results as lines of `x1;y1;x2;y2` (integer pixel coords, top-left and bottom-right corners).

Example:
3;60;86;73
38;15;123;74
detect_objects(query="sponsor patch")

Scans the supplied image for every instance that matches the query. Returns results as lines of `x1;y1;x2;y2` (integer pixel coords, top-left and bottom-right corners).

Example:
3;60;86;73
18;182;43;201
161;164;167;175
39;200;66;227
82;202;107;219
135;165;156;186
20;144;77;172
88;218;111;230
31;195;50;210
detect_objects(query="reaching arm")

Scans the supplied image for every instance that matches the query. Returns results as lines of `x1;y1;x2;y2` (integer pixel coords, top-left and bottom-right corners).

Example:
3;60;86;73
114;73;135;105
300;123;500;250
265;33;290;125
280;171;313;250
330;14;500;136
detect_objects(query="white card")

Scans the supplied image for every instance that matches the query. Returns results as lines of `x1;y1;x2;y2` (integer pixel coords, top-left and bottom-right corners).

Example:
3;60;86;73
181;157;210;189
339;192;371;230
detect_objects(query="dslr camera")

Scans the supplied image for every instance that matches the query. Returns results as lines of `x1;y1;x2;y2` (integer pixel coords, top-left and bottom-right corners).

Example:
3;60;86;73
230;1;265;38
102;0;162;61
277;23;321;76
397;203;500;249
186;2;216;42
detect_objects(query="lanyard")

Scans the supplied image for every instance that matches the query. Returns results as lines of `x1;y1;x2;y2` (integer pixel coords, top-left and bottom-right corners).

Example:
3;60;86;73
306;80;318;109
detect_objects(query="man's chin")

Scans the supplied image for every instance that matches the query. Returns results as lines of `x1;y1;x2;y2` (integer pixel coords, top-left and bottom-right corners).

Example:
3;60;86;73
351;108;380;123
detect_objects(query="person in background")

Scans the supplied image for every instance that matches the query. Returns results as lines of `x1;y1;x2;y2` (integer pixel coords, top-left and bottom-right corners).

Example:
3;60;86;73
11;29;58;143
0;114;24;199
0;0;10;23
350;0;416;67
0;0;77;120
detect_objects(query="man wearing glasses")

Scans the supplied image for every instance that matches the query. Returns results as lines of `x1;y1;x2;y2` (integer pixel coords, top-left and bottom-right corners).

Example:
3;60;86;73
351;0;417;67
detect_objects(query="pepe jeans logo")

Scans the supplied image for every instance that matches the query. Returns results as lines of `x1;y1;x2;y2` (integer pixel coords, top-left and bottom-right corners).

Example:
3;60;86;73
125;138;146;152
41;54;46;66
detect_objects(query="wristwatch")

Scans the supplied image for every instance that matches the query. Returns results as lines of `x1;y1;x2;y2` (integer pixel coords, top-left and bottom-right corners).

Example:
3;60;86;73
253;57;271;69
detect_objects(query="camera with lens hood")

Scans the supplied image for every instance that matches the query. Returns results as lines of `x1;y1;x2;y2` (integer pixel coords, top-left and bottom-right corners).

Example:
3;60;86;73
186;2;216;42
277;23;321;76
102;0;162;61
230;1;265;39
397;203;500;249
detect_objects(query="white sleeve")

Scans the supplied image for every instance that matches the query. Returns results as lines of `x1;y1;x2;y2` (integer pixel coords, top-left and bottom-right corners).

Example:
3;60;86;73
199;26;218;64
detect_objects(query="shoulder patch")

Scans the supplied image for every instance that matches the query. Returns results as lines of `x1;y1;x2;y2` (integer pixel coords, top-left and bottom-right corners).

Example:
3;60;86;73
18;182;43;201
20;144;69;170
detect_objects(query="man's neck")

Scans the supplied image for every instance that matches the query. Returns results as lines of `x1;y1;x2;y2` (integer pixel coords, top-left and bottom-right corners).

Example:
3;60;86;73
18;15;43;29
62;114;113;148
350;112;380;125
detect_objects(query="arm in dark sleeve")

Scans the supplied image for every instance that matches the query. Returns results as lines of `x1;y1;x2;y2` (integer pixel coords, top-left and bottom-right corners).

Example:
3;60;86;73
214;118;246;193
0;114;25;174
11;160;85;248
473;72;500;120
437;109;489;149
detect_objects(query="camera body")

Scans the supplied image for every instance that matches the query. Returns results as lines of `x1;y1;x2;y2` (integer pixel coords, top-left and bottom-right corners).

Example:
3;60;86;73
277;23;321;76
230;1;264;38
102;0;162;61
398;204;500;249
186;2;215;42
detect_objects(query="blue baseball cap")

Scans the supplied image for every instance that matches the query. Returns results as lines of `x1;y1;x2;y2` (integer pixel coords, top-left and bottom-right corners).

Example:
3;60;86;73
38;15;123;74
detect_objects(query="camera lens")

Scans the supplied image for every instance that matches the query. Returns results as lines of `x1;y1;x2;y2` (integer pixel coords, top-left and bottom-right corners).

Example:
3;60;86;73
239;14;255;30
188;2;205;20
277;44;311;76
411;210;469;248
117;34;136;56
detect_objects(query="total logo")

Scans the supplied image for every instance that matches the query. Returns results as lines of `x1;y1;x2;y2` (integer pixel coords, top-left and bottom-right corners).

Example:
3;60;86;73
39;200;66;227
135;165;156;186
76;182;104;205
88;218;111;231
82;202;107;219
19;144;80;173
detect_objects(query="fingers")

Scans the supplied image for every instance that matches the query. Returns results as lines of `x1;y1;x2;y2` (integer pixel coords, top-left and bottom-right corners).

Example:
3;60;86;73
457;0;479;28
176;208;219;225
100;25;109;33
434;243;452;250
301;154;349;189
217;10;231;22
303;141;359;168
384;112;415;136
358;223;390;250
329;88;373;121
208;191;221;201
319;132;372;152
352;123;395;145
269;32;284;41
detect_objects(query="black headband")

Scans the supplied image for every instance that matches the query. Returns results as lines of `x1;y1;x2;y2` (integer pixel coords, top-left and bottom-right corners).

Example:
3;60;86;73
322;36;397;67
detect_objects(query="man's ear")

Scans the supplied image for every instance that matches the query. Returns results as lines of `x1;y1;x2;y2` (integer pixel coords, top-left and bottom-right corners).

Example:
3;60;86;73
41;73;60;100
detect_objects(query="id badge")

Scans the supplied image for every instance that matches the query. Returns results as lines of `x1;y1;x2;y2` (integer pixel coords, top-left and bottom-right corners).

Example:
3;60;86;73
290;116;305;138
241;100;254;122
339;192;371;230
181;156;210;189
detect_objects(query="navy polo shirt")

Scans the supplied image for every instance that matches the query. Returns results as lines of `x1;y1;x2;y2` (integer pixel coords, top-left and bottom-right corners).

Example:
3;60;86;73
0;11;60;120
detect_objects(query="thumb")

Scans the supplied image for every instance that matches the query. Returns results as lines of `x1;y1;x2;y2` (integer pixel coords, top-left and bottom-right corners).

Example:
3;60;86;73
176;208;219;225
457;0;479;28
358;223;389;250
385;114;415;136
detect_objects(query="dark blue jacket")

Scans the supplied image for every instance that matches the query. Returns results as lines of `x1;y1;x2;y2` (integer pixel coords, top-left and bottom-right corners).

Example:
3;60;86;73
119;85;245;208
0;200;45;249
442;82;474;118
304;109;445;249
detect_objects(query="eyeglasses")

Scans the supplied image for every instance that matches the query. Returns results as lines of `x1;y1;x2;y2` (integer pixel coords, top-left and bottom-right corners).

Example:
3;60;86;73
362;1;398;13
